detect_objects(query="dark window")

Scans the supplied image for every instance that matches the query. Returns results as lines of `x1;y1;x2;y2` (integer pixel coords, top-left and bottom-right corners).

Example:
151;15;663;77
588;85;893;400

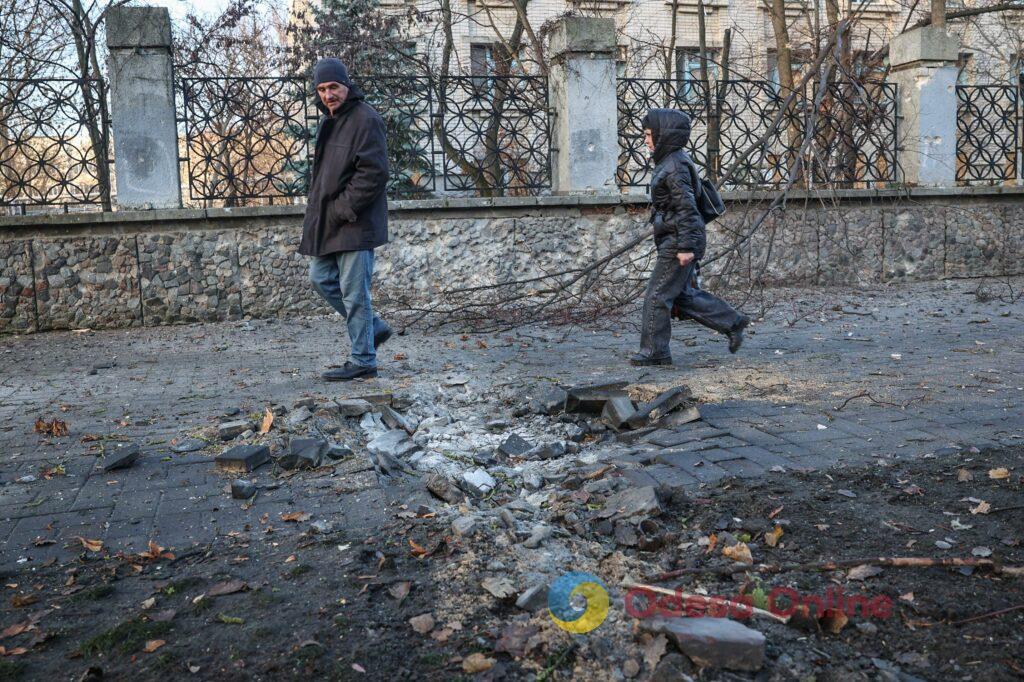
675;48;718;101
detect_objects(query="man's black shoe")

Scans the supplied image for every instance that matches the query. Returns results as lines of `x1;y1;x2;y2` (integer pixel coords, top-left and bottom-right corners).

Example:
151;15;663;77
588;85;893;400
630;354;673;367
727;317;751;354
374;323;393;349
322;362;378;382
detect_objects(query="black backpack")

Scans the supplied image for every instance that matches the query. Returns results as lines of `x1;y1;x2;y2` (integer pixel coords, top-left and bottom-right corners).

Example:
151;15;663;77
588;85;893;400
684;157;726;224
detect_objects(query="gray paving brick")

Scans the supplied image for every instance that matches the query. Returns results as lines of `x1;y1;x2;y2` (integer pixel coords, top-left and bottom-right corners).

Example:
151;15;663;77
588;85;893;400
729;445;795;469
716;458;767;478
782;428;851;445
722;425;786;447
643;464;699;490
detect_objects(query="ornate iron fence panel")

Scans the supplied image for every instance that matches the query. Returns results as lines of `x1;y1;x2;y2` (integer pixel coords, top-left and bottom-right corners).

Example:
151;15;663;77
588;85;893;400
0;78;110;208
717;79;807;189
956;82;1018;185
178;76;316;203
361;75;436;198
437;76;551;195
810;81;898;187
616;78;708;189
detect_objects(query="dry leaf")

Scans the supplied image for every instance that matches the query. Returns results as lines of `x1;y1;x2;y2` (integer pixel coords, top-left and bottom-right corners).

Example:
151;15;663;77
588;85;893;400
0;623;28;639
820;610;849;634
34;418;69;437
0;646;28;656
722;542;753;564
393;353;408;361
139;541;174;561
408;538;428;557
462;653;495;673
75;536;103;552
207;580;247;597
284;555;296;563
389;581;411;602
764;526;784;548
970;501;991;515
899;592;915;603
258;408;273;435
10;595;38;608
141;597;156;610
847;564;884;581
705;533;718;555
768;505;784;519
957;469;973;482
143;639;165;653
988;468;1010;480
280;512;311;523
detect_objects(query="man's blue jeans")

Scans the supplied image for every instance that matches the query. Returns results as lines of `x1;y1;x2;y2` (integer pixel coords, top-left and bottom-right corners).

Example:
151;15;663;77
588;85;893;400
309;250;386;369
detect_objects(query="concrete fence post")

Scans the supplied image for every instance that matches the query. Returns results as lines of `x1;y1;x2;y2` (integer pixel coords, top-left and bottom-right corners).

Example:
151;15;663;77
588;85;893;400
105;6;182;209
888;26;961;187
547;16;620;194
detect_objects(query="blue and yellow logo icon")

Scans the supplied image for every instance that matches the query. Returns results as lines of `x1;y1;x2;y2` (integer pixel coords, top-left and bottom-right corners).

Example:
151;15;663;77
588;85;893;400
548;572;610;633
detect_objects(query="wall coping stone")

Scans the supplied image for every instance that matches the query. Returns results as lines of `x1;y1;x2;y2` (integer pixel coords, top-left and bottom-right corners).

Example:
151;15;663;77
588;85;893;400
4;185;1024;235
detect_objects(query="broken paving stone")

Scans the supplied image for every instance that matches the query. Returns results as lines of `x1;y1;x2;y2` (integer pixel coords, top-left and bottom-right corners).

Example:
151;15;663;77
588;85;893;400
603;396;638;431
367;430;421;460
566;381;629;414
614;521;639;547
516;584;549;612
285;406;313;428
837;489;857;498
600;485;661;521
409;613;435;634
498;434;533;458
218;420;251;441
293;397;316;409
482;576;516;599
536;387;568;415
628;386;693;430
524;441;566;460
102;442;140;471
486;419;509;431
171;437;208;453
461;468;497;496
231;479;256;500
216;444;270;473
442;374;470;387
380;405;415;434
425;473;462;503
278;438;326;470
334;399;375;417
650;653;695;682
643;617;765;672
657;405;702;429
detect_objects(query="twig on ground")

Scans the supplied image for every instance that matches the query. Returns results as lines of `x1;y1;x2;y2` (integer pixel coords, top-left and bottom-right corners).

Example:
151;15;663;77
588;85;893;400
950;603;1024;626
832;390;926;411
622;581;791;623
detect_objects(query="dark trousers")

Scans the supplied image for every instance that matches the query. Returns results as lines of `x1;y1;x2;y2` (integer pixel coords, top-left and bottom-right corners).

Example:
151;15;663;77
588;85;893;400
639;248;745;360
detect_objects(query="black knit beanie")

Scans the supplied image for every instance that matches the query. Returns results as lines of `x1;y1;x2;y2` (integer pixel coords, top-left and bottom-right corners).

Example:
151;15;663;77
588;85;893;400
313;58;351;87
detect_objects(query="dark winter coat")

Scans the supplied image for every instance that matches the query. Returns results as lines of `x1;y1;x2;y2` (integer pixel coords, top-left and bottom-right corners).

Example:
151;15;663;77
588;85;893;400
643;108;706;259
299;84;389;257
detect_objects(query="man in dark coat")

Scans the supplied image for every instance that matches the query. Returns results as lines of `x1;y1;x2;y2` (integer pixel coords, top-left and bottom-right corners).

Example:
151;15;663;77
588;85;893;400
300;57;393;381
631;108;749;366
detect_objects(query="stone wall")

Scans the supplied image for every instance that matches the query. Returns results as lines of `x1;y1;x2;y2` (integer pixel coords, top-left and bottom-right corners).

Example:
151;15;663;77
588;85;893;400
2;188;1023;334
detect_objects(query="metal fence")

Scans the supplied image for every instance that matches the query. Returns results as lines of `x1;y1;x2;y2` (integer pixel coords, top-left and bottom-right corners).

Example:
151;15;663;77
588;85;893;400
956;81;1019;185
617;77;899;191
0;78;112;212
175;72;552;205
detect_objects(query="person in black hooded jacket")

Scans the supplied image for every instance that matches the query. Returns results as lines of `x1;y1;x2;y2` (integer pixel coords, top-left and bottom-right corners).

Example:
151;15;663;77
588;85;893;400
301;57;393;382
631;108;750;366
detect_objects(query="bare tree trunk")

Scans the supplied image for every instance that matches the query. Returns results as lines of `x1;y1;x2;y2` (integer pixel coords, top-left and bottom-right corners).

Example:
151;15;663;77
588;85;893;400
706;28;730;182
767;0;803;186
667;0;679;87
68;0;112;210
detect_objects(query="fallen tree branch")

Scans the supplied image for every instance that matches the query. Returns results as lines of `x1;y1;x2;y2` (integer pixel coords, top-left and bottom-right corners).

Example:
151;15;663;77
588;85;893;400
950;603;1024;626
648;556;1024;582
832;390;926;411
622;581;791;623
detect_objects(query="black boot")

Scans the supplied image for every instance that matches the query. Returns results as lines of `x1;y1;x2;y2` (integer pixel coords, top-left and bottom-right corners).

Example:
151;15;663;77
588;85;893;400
322;361;378;382
630;354;673;367
727;317;750;354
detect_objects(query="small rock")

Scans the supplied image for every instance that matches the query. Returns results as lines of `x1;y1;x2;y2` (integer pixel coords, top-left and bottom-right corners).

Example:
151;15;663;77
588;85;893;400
523;472;544;491
218;420;250;441
461;468;496;496
293;397;316;409
642;617;765;672
566;381;629;414
935;540;952;550
452;516;477;537
278;438;326;470
325;443;353;460
171;437;208;453
537;386;568;415
524;442;565;460
498;434;533;458
614;521;639;547
515;583;548;611
102;442;140;471
601;486;661;520
972;546;992;557
486;419;509;431
408;613;434;634
216;444;270;473
837;489;857;498
310;519;333;534
856;622;879;636
230;479;256;500
442;374;470;387
522;524;552;549
223;407;241;417
498;508;516;529
16;475;36;484
285;406;313;428
622;659;641;678
482;576;516;599
380;405;415;434
335;399;374;417
367;430;420;459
